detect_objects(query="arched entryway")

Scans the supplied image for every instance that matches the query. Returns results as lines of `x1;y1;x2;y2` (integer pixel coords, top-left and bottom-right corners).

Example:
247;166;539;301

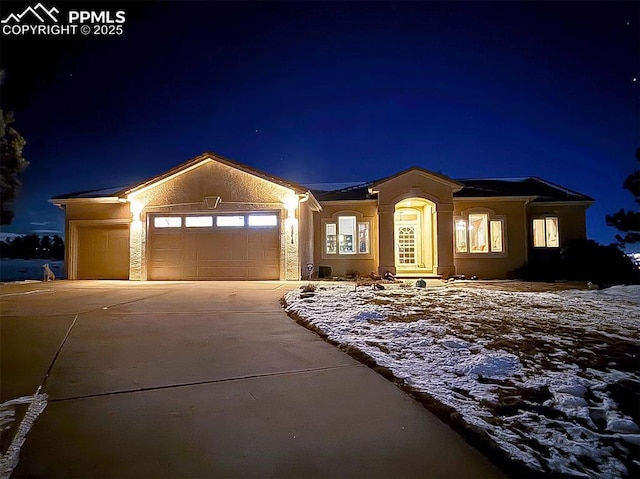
394;198;437;275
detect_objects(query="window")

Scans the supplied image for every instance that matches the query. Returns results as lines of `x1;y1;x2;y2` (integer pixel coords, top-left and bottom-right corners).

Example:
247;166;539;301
454;213;505;254
469;214;488;253
326;223;337;254
490;220;503;252
216;216;245;227
185;216;213;228
154;217;182;228
248;214;278;227
325;216;370;256
339;216;356;254
455;220;468;253
533;217;559;247
358;223;370;254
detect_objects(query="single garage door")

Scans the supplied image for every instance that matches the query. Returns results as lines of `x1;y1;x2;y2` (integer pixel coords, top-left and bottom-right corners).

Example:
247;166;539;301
76;224;130;279
148;213;281;280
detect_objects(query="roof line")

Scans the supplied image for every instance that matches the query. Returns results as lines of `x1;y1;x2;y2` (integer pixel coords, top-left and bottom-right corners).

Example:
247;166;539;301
124;152;309;197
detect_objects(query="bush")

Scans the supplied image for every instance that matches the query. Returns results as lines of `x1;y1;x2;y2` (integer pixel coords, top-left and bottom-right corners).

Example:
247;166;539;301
520;240;639;285
560;240;638;284
300;282;316;293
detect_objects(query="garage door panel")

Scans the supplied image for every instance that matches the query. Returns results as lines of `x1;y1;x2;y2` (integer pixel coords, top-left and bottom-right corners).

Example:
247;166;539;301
149;266;183;280
152;233;183;248
148;214;281;280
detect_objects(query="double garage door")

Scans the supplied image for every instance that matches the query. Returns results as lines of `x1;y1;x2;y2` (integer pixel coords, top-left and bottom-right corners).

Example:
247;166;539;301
148;212;281;280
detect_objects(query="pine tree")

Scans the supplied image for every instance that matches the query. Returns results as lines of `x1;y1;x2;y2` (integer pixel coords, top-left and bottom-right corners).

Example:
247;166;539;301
0;109;29;225
606;148;640;247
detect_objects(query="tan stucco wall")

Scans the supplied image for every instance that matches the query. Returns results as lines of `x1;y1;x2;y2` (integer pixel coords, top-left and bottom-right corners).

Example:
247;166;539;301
453;199;529;279
374;171;458;277
313;202;378;277
65;203;130;221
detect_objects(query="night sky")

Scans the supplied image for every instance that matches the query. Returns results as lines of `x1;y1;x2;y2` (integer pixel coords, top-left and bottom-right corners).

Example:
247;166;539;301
1;1;638;250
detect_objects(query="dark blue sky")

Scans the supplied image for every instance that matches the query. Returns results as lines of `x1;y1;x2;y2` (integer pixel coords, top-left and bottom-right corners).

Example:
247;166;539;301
2;1;639;250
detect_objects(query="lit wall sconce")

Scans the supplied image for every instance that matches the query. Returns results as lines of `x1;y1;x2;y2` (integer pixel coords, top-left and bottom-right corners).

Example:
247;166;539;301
283;194;298;219
130;201;145;222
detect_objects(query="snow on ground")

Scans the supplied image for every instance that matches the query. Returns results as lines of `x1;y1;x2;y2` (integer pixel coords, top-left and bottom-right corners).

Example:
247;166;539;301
284;282;640;478
0;259;65;283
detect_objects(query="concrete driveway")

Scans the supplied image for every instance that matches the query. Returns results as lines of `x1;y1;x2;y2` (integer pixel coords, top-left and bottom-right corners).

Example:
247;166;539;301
1;281;505;478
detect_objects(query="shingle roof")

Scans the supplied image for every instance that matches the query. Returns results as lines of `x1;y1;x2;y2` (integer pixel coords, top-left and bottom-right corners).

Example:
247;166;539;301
455;177;594;202
310;183;375;201
309;176;593;202
50;186;130;200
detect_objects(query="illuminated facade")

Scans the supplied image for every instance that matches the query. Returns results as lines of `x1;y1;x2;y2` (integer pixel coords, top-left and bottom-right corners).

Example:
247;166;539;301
50;152;593;280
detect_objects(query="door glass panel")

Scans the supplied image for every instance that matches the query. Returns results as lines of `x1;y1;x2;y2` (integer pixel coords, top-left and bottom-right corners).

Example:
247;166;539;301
185;216;213;227
216;216;245;227
397;226;416;265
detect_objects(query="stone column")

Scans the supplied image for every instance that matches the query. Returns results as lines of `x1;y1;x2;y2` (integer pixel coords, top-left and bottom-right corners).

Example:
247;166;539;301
284;216;300;280
129;218;143;280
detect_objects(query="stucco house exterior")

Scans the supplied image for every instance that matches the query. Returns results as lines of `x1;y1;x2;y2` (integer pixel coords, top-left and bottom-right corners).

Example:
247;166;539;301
50;152;593;281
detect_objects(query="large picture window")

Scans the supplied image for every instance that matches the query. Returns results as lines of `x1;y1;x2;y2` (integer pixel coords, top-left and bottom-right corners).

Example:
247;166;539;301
325;215;370;256
455;212;505;255
533;217;559;247
338;216;356;254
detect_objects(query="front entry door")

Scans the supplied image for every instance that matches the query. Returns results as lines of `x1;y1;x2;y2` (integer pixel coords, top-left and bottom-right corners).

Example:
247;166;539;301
395;221;420;269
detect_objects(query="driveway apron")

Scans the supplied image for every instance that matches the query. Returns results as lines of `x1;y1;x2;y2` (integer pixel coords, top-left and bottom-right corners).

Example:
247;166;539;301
1;281;505;478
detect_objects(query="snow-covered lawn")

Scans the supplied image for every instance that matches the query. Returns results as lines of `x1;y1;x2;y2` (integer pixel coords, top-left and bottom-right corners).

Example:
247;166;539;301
284;282;640;478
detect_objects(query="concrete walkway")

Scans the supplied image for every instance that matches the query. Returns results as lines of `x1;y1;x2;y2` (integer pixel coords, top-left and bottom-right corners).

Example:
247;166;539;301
1;281;505;478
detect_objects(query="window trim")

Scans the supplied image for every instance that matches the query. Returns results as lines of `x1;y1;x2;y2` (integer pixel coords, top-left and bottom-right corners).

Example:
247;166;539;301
321;211;374;259
454;209;507;258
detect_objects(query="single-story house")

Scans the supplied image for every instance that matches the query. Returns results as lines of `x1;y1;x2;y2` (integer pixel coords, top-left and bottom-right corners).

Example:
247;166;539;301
50;152;593;281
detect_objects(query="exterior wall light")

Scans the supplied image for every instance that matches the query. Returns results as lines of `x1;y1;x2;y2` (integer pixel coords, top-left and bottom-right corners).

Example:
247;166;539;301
283;194;298;219
130;200;145;222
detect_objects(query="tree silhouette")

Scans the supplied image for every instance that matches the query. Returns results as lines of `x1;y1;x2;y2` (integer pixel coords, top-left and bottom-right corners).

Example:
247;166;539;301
606;148;640;248
0;109;29;224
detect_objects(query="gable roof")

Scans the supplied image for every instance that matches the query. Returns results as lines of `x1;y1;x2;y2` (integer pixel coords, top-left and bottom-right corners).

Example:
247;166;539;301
51;152;310;202
124;152;308;198
370;166;463;191
50;154;593;206
308;176;594;202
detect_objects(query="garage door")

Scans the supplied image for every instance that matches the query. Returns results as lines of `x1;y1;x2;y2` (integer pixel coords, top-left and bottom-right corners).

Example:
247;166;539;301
76;225;130;279
148;213;281;280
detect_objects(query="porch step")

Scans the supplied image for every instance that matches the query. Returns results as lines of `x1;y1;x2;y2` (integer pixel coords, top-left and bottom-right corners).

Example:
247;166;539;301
395;273;442;279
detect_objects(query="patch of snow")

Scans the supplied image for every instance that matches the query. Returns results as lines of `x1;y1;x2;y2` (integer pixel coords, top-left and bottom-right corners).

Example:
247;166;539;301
607;417;640;434
457;352;521;379
0;259;65;283
284;283;640;478
439;336;469;349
